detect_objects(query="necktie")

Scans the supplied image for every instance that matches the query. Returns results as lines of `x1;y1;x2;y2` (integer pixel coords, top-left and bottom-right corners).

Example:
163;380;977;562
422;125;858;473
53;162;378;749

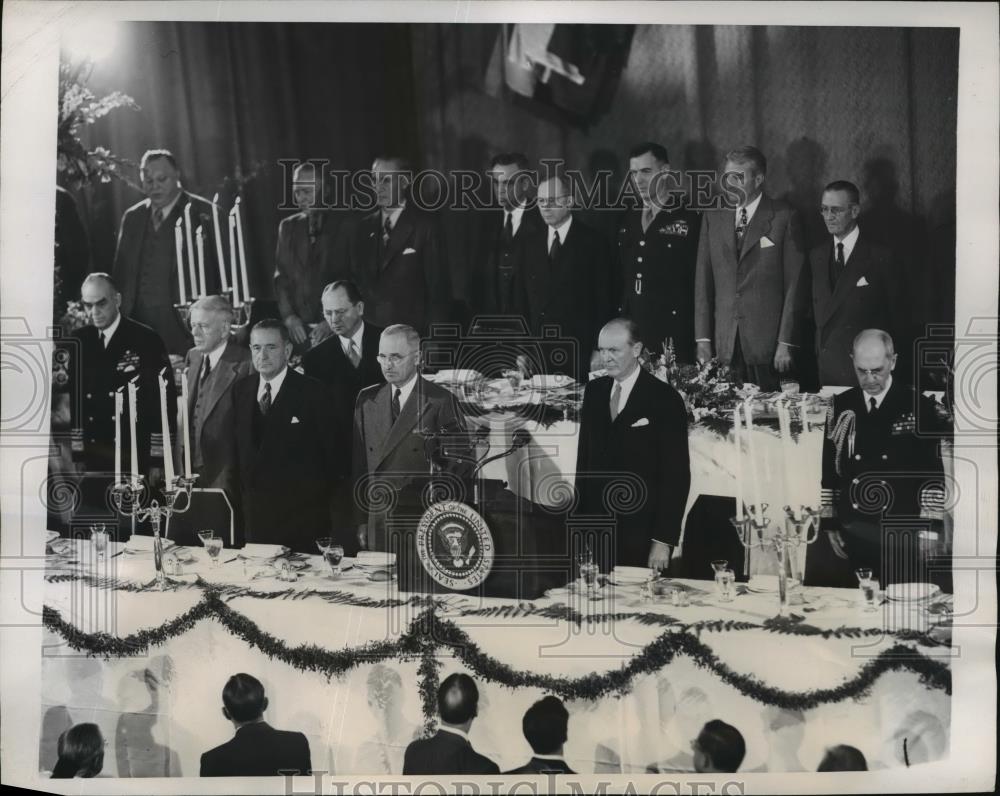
869;396;877;414
308;213;321;243
548;231;561;262
101;331;109;349
836;241;846;270
610;381;622;421
503;212;514;246
382;215;392;248
735;207;749;247
152;207;164;231
348;340;361;368
200;356;212;384
391;388;401;424
641;206;656;234
259;382;272;416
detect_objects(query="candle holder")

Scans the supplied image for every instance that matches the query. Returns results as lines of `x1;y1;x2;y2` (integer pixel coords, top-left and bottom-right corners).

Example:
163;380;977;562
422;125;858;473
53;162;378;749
173;301;194;325
231;298;256;332
112;473;198;590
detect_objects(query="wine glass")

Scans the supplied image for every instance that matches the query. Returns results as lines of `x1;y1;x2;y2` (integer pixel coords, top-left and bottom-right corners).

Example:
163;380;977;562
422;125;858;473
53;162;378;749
90;524;109;560
711;559;729;598
718;569;736;602
197;530;216;549
854;568;873;584
204;536;224;567
316;537;332;555
324;544;345;577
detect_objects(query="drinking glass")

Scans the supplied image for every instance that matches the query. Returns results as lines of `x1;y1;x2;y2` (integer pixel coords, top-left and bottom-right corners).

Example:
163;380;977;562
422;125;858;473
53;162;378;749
502;369;524;392
717;569;736;602
854;568;873;584
324;544;345;576
204;536;224;567
90;525;109;560
580;561;599;598
315;537;332;555
197;530;216;548
859;577;879;611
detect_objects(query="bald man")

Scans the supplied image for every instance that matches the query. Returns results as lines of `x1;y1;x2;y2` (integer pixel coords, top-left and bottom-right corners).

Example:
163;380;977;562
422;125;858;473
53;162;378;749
68;273;176;524
817;329;946;587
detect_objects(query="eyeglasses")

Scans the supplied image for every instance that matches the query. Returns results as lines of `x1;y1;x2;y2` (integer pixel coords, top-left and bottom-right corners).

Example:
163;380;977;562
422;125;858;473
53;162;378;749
537;195;573;209
820;205;854;216
376;352;415;365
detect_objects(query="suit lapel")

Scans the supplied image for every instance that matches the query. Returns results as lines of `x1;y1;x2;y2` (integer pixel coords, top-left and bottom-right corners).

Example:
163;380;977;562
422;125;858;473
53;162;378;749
719;209;738;264
381;209;413;271
738;195;774;263
260;371;298;454
812;242;836;327
186;351;201;416
376;379;431;468
203;343;244;419
821;235;870;326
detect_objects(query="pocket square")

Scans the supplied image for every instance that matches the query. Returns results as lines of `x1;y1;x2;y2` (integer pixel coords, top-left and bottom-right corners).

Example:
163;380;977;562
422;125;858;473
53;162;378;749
760;236;775;248
631;417;650;427
856;276;870;287
403;247;417;255
290;416;301;424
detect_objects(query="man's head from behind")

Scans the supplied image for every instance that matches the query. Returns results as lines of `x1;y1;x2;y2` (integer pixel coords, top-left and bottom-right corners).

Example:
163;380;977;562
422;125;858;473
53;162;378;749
80;273;121;331
437;673;479;730
851;329;896;396
598;318;643;381
693;719;746;773
322;281;365;339
250;319;292;380
221;673;268;726
817;744;868;771
140;149;182;211
378;325;421;386
190;295;234;353
522;696;569;756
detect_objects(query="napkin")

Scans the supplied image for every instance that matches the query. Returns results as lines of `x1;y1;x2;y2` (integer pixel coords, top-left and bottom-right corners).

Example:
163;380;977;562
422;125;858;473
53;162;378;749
240;543;288;559
125;535;175;553
356;551;397;569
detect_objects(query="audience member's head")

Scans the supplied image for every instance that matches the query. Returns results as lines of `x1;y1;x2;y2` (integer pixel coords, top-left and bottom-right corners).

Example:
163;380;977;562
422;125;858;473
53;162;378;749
378;324;422;386
489;152;533;210
221;673;269;726
693;719;746;773
522;696;570;756
51;723;104;778
723;145;767;206
372;155;413;209
322;280;365;338
250;319;292;379
817;744;868;771
190;295;234;353
140;149;182;210
537;174;574;229
437;673;480;729
851;328;897;395
80;273;122;331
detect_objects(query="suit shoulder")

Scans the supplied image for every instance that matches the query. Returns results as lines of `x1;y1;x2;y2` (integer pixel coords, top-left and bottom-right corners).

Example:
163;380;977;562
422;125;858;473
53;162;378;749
278;212;307;231
123;198;151;217
123;317;166;346
583;375;611;395
356;381;385;403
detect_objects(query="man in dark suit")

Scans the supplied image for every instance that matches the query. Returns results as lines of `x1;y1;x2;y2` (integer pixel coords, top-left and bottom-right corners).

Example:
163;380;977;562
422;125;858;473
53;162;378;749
231;319;342;553
521;175;615;380
505;696;576;774
576;319;690;572
181;296;253;495
403;673;499;775
352;324;470;552
111;149;222;355
274;162;351;352
818;330;946;587
695;146;805;390
693;720;746;773
807;181;904;387
347;156;450;333
200;673;310;777
68;274;175;526
467;152;543;329
618;142;701;363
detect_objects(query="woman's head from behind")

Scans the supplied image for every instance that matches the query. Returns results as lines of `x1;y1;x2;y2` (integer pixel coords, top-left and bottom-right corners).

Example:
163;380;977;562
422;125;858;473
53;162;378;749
52;723;104;778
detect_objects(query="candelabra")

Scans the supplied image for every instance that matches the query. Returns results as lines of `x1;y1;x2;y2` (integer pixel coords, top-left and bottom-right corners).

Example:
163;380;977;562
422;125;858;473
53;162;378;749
231;297;256;331
112;473;198;590
173;301;193;325
731;503;820;614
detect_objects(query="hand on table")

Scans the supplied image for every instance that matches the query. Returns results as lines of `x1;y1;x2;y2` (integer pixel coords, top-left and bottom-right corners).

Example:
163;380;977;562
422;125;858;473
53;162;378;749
647;540;673;573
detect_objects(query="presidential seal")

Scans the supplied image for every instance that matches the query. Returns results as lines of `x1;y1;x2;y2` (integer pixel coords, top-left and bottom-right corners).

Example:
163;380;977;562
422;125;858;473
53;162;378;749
416;501;494;590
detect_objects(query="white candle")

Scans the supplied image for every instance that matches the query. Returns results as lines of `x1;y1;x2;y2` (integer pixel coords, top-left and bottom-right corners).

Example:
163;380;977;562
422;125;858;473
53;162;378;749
733;408;744;520
159;369;175;486
743;400;762;520
174;219;187;305
228;210;240;306
779;402;796;507
196;225;207;298
180;369;192;478
183;202;196;298
128;378;139;483
114;389;123;485
212;193;229;292
234;197;251;302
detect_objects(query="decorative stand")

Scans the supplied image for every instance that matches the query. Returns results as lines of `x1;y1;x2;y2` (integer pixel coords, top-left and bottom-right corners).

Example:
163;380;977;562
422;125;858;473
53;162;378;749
112;474;198;590
173;301;193;325
732;504;820;615
231;298;256;332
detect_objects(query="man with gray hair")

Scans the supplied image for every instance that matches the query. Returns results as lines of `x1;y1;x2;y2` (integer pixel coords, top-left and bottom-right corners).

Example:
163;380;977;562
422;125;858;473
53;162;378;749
182;295;253;495
352;324;470;551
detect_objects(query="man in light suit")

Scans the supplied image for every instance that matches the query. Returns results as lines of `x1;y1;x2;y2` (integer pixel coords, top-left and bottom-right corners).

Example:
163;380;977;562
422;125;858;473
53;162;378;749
806;181;904;387
232;320;343;553
695;146;805;390
111;149;222;355
346;156;450;333
182;296;253;496
352;324;470;552
274;163;351;351
576;319;690;572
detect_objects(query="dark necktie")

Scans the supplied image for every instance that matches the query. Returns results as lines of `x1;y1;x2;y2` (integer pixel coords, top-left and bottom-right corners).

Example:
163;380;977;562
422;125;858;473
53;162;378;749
836;241;846;276
308;213;321;243
347;340;361;368
735;207;749;247
869;396;878;414
152;207;164;231
503;212;514;246
390;387;401;424
200;356;212;384
382;215;392;248
259;382;272;416
548;231;561;262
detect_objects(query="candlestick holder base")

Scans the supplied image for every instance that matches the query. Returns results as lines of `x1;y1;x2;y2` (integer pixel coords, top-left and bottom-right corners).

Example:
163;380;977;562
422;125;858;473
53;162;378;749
231;298;256;332
173;301;193;325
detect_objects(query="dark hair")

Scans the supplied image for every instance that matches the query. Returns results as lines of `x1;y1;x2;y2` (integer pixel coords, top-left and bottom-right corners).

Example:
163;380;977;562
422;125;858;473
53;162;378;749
823;180;861;205
696;720;746;773
51;723;104;779
222;673;267;723
437;673;479;724
522;696;569;755
724;145;767;176
817;744;868;771
490;152;531;172
628;142;669;164
140;149;179;172
251;318;290;343
373;154;414;175
323;280;364;305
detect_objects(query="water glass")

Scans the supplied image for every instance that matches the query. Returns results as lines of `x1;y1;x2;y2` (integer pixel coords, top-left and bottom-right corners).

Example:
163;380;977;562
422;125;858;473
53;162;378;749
717;569;736;602
197;529;216;548
90;525;109;559
324;544;345;577
204;536;224;567
315;537;332;555
502;369;524;391
780;379;801;396
859;578;879;611
854;567;873;584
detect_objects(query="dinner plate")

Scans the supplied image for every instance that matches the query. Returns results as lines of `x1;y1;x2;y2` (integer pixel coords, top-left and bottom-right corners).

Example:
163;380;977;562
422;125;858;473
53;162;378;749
124;536;176;554
885;583;940;602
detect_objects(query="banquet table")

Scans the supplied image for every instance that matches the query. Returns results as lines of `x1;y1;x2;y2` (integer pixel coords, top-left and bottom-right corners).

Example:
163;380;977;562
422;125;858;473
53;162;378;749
39;538;953;778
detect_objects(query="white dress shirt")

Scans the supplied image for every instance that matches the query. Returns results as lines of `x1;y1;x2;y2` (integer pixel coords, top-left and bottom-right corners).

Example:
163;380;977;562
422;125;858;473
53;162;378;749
547;215;573;251
504;205;526;238
257;366;289;404
833;224;861;265
735;191;763;227
382;204;405;232
866;375;893;411
201;340;228;372
339;321;365;359
611;361;642;414
391;372;419;410
100;313;122;348
152;190;183;222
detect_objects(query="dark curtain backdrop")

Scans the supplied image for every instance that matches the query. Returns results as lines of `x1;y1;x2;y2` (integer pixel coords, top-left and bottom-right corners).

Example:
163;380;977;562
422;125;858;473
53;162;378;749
72;22;957;332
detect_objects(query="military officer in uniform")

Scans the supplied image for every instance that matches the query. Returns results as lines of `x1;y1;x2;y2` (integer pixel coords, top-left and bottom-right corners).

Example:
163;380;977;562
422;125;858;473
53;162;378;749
617;143;701;363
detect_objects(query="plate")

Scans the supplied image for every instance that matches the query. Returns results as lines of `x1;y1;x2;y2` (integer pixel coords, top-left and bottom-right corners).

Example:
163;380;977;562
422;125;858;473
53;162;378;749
885;583;940;602
240;544;290;559
124;536;176;554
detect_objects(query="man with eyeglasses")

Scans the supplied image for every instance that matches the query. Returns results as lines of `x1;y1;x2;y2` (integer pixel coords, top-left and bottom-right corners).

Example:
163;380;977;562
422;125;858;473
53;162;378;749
522;174;615;380
352;325;470;552
805;180;905;387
